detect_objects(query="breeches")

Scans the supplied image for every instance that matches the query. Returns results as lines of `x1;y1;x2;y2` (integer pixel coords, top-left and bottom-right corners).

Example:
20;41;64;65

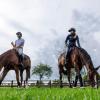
16;48;23;56
16;48;24;63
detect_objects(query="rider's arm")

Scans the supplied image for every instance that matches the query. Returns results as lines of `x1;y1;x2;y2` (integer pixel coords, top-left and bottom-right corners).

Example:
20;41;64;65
16;43;24;48
11;42;16;48
65;35;69;46
77;36;81;48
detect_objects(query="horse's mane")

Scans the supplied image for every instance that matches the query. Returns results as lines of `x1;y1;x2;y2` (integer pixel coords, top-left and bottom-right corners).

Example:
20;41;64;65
79;48;95;70
79;48;91;61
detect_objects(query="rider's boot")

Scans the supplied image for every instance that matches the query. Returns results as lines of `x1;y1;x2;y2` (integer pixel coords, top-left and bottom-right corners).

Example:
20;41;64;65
19;55;24;70
65;53;69;67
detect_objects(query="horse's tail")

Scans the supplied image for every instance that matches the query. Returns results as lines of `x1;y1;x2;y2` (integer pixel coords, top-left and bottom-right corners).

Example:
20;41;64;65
25;55;31;79
28;57;31;79
28;66;31;78
27;60;30;79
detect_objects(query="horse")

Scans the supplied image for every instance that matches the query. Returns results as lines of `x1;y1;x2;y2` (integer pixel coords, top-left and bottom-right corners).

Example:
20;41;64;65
58;52;69;87
0;49;31;87
58;51;82;88
58;46;99;88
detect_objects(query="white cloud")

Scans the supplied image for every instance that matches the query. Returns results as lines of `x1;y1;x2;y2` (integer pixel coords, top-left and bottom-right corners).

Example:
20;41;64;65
94;32;100;43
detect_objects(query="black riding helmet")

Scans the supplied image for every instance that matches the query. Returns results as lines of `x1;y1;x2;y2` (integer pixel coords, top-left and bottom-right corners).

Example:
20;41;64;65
68;28;76;32
16;32;22;37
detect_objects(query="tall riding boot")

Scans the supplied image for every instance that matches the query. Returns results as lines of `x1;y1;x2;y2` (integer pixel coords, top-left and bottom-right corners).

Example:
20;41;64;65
65;47;71;66
65;52;69;63
19;55;24;70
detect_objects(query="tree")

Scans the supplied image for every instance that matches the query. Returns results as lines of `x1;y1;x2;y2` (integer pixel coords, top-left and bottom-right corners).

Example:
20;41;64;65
32;63;53;82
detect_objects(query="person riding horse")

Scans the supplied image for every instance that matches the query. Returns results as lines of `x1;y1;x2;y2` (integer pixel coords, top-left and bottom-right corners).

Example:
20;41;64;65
11;32;25;69
58;28;99;88
65;28;81;64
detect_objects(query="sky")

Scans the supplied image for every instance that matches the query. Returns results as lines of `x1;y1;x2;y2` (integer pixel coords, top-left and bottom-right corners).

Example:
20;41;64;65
0;0;100;80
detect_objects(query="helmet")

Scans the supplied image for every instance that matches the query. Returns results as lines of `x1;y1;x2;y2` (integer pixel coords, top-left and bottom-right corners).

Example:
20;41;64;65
68;28;76;32
16;32;22;36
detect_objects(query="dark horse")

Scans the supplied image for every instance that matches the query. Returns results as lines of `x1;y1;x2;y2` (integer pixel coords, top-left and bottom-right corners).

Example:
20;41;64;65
0;49;31;87
58;47;99;88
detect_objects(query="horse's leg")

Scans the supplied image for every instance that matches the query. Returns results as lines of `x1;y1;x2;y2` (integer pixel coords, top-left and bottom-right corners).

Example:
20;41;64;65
79;74;83;87
20;70;24;86
15;68;20;87
74;75;78;87
74;65;81;87
26;68;30;87
92;72;99;88
67;69;72;88
59;71;63;88
75;71;83;87
0;66;3;72
59;65;63;88
0;68;9;85
91;76;95;87
95;74;99;89
58;64;63;88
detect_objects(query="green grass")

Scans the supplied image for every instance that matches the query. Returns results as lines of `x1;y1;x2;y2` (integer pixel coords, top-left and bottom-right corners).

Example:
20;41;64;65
0;87;100;100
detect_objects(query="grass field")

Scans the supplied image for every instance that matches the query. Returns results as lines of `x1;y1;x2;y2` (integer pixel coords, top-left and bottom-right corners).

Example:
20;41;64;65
0;87;100;100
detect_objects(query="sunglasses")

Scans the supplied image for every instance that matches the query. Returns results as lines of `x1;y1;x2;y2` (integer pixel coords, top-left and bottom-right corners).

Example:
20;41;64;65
17;34;21;36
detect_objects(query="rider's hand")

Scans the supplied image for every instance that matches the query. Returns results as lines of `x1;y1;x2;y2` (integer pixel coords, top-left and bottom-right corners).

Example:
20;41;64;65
11;42;16;48
65;44;68;47
11;42;14;45
13;47;17;49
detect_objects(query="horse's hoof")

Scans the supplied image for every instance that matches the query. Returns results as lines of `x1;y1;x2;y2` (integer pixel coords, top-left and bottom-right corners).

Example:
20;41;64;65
94;85;98;89
69;85;72;88
25;85;29;89
80;87;85;89
60;85;63;88
73;87;77;88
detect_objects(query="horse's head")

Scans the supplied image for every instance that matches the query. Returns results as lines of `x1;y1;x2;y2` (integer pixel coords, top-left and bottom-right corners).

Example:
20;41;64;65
88;69;98;88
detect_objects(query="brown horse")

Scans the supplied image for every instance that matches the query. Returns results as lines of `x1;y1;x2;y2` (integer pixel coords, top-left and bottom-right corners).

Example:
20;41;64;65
0;49;31;87
58;52;68;87
58;47;99;88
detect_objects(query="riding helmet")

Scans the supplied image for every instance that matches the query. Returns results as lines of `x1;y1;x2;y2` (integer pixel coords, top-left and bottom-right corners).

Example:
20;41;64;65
68;28;76;32
16;32;22;36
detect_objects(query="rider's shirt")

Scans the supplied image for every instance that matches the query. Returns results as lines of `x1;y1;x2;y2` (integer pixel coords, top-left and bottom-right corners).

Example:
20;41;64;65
15;38;25;48
65;34;81;48
15;38;25;55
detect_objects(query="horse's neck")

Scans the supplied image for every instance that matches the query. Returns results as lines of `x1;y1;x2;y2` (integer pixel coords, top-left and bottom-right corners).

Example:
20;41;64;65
0;54;7;65
79;49;95;71
0;49;14;65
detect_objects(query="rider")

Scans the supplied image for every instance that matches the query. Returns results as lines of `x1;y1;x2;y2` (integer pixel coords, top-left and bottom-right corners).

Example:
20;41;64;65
11;32;25;68
65;28;81;63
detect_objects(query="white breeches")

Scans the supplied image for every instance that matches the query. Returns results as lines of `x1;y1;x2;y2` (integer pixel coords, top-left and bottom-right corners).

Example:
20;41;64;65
16;48;23;55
